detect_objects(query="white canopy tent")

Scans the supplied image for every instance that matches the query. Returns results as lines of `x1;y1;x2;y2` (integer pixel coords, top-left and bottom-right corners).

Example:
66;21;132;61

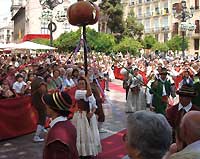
0;43;17;49
14;41;57;50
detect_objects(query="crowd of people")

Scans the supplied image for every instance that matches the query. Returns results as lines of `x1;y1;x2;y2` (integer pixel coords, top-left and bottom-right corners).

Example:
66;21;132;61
0;51;200;159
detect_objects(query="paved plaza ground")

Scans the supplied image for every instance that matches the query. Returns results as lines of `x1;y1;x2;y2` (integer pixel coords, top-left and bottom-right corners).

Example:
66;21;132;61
0;80;128;159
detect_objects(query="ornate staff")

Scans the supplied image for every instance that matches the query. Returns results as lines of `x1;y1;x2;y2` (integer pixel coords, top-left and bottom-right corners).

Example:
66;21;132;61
67;0;100;75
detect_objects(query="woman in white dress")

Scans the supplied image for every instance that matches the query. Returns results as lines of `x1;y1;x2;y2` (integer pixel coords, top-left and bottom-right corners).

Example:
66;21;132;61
72;77;102;158
126;67;146;113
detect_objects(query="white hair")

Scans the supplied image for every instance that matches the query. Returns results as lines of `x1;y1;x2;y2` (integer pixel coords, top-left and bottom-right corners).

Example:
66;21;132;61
127;111;172;159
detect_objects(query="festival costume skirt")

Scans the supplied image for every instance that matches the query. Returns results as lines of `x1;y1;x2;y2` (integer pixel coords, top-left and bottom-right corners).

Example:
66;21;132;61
72;111;102;156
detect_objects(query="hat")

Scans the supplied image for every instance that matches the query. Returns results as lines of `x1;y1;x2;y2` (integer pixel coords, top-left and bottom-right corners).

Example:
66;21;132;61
176;85;197;97
42;91;72;112
160;67;168;75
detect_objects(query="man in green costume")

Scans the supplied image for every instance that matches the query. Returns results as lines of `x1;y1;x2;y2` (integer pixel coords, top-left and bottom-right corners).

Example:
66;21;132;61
150;67;175;115
192;70;200;107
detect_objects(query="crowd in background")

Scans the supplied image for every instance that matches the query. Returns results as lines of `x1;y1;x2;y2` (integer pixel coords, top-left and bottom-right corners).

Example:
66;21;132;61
0;51;200;159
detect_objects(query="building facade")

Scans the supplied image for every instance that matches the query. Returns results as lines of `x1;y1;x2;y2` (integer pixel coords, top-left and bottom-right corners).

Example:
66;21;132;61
127;0;200;55
11;0;98;43
0;18;14;44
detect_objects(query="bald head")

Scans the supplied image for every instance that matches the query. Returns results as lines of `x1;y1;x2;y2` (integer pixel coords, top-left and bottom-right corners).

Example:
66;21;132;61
180;111;200;145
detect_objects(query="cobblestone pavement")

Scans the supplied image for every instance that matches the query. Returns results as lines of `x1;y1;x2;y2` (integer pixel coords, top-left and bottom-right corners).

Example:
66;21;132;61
0;80;127;159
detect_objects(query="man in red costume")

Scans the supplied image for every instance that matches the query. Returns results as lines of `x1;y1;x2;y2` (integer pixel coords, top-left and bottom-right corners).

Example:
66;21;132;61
42;91;78;159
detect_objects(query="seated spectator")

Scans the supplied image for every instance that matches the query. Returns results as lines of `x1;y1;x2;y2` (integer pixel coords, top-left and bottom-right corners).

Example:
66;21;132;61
12;74;28;96
0;80;15;98
168;111;200;159
124;110;172;159
44;74;57;94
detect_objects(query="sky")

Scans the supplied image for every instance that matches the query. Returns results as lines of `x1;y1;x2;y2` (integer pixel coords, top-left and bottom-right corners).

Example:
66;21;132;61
0;0;11;24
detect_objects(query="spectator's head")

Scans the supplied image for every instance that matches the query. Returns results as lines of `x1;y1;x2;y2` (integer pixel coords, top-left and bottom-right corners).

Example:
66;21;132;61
16;74;24;82
180;111;200;145
59;67;66;76
177;85;196;106
125;111;172;159
72;68;79;78
53;69;60;78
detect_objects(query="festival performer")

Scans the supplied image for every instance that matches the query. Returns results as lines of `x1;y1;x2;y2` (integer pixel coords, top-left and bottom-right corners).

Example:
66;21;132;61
31;67;48;142
89;69;105;133
72;76;102;158
126;67;145;113
42;91;78;159
150;67;175;115
166;84;200;131
192;70;200;107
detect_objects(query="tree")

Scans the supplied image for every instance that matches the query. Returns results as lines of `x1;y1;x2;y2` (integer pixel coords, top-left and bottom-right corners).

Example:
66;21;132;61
114;37;143;55
152;42;169;52
54;29;81;52
143;35;157;49
167;35;189;52
99;0;124;34
123;9;144;40
32;38;50;46
94;32;116;53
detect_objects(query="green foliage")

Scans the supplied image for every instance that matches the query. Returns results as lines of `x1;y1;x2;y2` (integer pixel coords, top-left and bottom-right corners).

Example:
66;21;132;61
143;35;157;49
167;35;189;52
152;42;169;52
93;32;116;53
114;37;143;55
123;9;144;39
99;0;124;34
32;38;50;46
54;29;81;52
86;28;116;53
53;28;115;53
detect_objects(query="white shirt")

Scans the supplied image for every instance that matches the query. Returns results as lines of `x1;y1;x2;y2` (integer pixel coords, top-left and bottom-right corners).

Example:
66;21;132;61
12;81;27;93
178;102;192;112
49;116;67;128
75;90;97;110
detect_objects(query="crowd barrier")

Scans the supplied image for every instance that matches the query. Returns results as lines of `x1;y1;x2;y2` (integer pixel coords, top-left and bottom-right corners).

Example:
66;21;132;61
0;80;105;141
113;66;124;80
0;96;38;141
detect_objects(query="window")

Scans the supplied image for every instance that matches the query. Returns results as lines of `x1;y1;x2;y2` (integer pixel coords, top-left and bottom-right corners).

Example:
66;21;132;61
138;7;142;17
138;0;142;4
146;6;151;16
145;19;150;31
41;22;49;34
173;22;178;35
164;33;168;42
154;18;159;31
194;39;199;50
195;20;200;33
195;0;199;9
130;0;134;5
155;7;160;15
162;16;168;27
155;34;159;41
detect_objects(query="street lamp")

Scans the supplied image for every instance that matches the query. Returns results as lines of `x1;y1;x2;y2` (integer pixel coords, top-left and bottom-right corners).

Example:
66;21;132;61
172;0;195;59
39;0;65;46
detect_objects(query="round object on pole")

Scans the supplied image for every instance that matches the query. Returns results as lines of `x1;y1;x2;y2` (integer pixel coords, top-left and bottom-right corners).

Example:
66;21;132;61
67;0;100;26
48;21;57;32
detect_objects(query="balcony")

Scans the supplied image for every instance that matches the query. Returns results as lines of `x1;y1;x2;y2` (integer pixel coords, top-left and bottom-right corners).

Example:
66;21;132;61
154;27;161;32
145;28;151;33
162;26;170;32
145;12;152;17
137;14;143;19
161;8;169;15
144;0;151;3
153;11;160;17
